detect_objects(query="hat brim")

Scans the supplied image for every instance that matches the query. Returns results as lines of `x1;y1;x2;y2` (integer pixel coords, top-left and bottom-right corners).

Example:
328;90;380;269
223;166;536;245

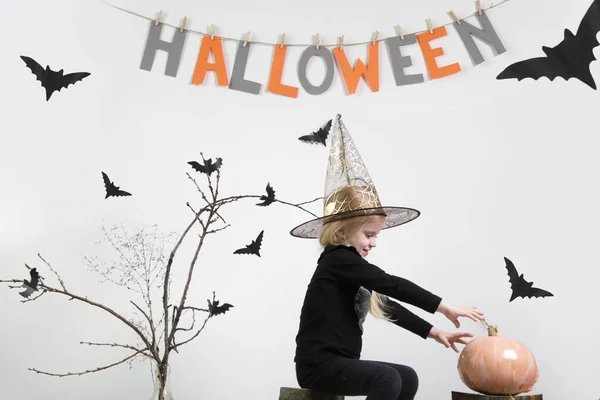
289;206;420;239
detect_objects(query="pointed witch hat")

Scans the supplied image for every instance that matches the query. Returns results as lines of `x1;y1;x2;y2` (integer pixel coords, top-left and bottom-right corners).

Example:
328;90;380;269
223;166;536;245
290;114;420;239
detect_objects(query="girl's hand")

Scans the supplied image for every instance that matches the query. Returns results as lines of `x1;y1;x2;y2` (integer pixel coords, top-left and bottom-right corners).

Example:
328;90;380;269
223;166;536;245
438;301;484;328
427;327;473;353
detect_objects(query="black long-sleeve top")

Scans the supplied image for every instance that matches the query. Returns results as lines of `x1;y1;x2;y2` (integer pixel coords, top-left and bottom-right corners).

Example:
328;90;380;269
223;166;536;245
294;245;442;365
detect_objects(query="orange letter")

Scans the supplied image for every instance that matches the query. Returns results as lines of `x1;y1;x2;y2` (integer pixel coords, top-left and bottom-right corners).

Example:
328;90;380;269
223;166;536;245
333;42;379;94
416;27;461;80
191;35;228;86
267;45;298;98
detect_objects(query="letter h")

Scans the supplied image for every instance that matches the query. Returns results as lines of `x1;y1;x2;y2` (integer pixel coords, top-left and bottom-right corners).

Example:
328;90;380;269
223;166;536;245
139;21;187;77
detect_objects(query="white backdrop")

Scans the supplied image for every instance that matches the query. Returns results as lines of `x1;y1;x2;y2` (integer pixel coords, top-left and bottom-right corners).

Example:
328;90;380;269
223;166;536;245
1;0;599;399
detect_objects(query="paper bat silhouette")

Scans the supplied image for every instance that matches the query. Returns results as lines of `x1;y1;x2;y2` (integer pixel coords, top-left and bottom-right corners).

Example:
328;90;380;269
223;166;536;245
20;268;40;298
207;299;234;316
504;257;554;302
233;230;264;257
20;55;90;101
188;158;223;176
298;118;332;146
101;172;132;199
496;0;600;89
256;182;276;206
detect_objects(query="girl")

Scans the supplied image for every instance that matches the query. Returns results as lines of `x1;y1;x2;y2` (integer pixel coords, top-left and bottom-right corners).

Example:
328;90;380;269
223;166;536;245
291;185;484;400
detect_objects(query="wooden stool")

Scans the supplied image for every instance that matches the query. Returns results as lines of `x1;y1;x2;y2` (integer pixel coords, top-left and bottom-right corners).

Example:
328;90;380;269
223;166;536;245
279;387;344;400
451;391;543;400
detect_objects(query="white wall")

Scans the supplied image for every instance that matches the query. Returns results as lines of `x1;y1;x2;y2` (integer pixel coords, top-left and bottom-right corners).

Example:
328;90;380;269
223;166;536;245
2;0;599;399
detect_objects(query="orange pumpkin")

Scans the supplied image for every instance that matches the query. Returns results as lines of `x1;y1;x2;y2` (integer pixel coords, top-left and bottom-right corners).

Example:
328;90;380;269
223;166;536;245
457;321;539;396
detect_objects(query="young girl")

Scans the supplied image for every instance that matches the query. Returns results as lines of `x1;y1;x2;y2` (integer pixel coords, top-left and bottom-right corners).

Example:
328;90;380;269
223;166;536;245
290;185;484;400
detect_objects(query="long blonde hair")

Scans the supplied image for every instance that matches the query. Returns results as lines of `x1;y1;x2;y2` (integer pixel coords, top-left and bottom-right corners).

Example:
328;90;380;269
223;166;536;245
319;214;395;322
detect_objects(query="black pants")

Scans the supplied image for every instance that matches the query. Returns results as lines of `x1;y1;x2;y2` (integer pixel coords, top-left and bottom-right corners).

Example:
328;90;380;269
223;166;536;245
296;356;419;400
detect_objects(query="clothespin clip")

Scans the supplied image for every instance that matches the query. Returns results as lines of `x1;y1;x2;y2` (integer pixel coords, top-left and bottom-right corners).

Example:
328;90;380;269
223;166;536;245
477;0;482;15
315;33;320;49
243;31;251;47
394;25;405;40
155;11;162;26
426;18;433;34
179;16;187;32
279;33;286;48
448;11;461;24
339;34;344;49
371;30;379;45
209;24;215;40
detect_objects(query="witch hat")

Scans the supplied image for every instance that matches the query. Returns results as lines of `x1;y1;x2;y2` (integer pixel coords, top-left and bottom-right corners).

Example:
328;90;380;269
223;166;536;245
290;114;420;239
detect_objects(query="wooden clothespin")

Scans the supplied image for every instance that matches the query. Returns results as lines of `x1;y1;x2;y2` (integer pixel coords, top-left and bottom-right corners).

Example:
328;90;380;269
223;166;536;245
279;33;286;48
426;18;433;34
243;31;251;47
315;33;320;49
448;11;461;24
371;30;379;45
210;24;215;40
155;10;162;26
339;34;344;49
395;25;404;40
179;16;187;32
477;0;482;15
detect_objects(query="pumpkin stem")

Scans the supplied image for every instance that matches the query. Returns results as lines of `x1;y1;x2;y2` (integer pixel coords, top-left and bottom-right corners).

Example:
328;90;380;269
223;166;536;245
481;318;499;336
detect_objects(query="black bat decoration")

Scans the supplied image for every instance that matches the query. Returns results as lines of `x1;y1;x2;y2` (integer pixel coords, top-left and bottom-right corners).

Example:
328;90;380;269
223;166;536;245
233;230;264;257
496;0;600;89
20;55;91;101
504;257;554;302
101;172;132;199
20;268;40;298
256;182;276;206
298;118;332;146
207;299;234;316
188;158;223;176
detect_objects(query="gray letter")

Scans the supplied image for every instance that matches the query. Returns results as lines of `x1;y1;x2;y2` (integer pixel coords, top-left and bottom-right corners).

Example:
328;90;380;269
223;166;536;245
228;42;262;94
297;47;335;95
140;22;187;77
453;9;506;65
384;34;424;86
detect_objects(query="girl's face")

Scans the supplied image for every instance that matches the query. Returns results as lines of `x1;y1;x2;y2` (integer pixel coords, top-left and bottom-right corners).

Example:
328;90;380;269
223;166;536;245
346;218;385;258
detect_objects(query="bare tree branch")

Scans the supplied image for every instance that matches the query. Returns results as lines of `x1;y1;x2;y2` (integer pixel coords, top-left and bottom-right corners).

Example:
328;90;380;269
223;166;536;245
3;156;322;400
29;349;146;377
80;341;153;359
36;274;159;362
131;301;157;351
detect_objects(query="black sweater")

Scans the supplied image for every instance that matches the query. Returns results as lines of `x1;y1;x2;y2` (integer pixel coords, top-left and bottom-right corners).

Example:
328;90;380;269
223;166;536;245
294;245;442;365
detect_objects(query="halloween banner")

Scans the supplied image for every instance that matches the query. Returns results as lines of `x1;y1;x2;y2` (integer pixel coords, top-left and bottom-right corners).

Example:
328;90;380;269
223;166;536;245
105;2;510;97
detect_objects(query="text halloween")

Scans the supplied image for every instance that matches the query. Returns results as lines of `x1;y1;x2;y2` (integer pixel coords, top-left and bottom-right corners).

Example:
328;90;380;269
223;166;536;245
139;10;505;97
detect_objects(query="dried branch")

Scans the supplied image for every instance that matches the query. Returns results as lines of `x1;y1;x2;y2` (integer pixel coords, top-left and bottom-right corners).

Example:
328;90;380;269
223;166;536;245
29;349;146;377
170;312;211;352
35;269;160;362
131;300;157;350
33;257;67;292
80;341;153;359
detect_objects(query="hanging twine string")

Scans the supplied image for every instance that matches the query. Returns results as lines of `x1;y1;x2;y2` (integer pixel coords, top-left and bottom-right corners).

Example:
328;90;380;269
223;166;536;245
100;0;512;47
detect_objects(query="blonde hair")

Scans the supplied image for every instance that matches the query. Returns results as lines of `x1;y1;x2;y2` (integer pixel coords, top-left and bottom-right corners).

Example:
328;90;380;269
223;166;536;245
319;213;395;323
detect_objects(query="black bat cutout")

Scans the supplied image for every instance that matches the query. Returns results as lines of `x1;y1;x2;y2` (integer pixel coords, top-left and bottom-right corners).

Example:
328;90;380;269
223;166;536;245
298;118;332;146
188;158;223;176
496;0;600;89
102;172;132;199
20;56;91;101
20;268;40;298
256;182;276;206
233;230;264;257
207;299;234;316
504;257;554;302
